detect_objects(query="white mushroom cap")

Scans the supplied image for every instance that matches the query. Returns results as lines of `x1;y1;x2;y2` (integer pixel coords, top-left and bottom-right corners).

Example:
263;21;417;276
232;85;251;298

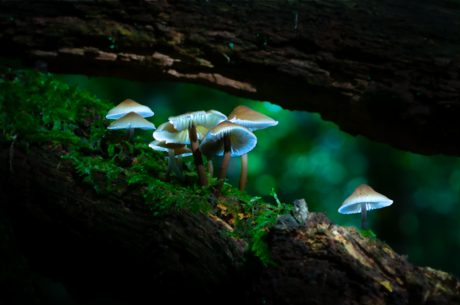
169;110;207;131
199;120;257;157
169;110;227;131
153;122;192;144
338;184;393;214
106;99;154;119
107;112;156;130
155;110;227;144
205;109;228;128
149;140;192;157
228;105;278;131
173;146;193;158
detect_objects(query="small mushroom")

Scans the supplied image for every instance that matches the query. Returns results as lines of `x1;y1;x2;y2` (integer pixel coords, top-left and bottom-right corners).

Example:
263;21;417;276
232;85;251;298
107;112;155;143
338;184;393;230
149;140;191;182
228;105;278;191
171;146;193;173
199;120;257;196
154;110;226;187
106;99;154;142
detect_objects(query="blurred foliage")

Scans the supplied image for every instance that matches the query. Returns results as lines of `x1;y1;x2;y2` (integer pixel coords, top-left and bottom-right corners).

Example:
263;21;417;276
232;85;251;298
50;73;459;278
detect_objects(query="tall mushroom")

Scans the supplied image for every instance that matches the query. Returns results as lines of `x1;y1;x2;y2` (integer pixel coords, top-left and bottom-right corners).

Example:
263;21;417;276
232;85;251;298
153;110;226;187
149;140;191;182
199;120;257;196
228;105;278;191
106;99;154;142
107;112;155;143
338;184;393;230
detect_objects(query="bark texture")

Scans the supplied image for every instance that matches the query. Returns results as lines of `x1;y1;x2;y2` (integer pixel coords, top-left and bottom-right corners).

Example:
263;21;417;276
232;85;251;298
0;0;459;156
1;141;459;304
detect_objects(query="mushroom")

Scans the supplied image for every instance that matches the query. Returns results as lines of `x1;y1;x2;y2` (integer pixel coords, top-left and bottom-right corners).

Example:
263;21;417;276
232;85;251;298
338;184;393;230
149;140;191;182
106;99;154;142
228;105;278;191
199;120;257;196
170;146;193;173
107;112;155;143
153;110;227;187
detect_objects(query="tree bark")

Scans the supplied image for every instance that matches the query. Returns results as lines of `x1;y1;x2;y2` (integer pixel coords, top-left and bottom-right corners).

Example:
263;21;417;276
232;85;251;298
1;141;459;304
0;0;458;156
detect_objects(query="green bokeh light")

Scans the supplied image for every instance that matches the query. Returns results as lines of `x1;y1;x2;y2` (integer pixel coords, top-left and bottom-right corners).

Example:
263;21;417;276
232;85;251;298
255;174;276;195
293;155;316;177
450;169;459;191
432;191;455;214
323;162;347;185
247;152;263;175
413;188;431;208
262;101;282;113
399;213;419;235
280;170;301;191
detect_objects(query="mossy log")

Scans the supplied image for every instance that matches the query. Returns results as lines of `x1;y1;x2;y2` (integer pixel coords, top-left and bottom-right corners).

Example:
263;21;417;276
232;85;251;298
0;0;459;156
1;140;459;304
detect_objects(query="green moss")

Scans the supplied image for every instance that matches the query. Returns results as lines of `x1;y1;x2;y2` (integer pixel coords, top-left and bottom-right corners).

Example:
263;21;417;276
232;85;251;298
0;67;292;267
360;229;376;238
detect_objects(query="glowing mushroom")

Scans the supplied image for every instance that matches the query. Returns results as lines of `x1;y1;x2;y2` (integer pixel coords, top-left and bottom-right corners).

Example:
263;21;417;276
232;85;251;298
338;184;393;230
107;112;155;143
106;99;154;142
149;140;191;182
228;105;278;191
199;120;257;196
153;110;226;187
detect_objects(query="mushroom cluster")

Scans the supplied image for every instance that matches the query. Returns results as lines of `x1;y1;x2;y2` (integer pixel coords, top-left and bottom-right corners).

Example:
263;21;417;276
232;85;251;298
106;99;396;233
106;100;281;195
153;110;227;186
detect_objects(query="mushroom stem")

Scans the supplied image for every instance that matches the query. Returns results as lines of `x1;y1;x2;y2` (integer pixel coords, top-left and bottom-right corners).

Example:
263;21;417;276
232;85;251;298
361;202;367;230
168;149;184;182
214;134;231;196
165;157;172;179
206;155;213;177
177;155;183;172
238;153;249;191
128;127;134;143
123;128;130;141
123;127;134;143
188;125;208;187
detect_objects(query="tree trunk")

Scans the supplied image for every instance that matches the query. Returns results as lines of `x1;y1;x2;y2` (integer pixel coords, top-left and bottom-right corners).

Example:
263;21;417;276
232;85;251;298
1;141;459;304
0;0;458;157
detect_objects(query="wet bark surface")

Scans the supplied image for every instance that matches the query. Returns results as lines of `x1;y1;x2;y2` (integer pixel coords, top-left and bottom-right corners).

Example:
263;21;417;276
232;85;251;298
0;0;459;156
1;140;459;304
